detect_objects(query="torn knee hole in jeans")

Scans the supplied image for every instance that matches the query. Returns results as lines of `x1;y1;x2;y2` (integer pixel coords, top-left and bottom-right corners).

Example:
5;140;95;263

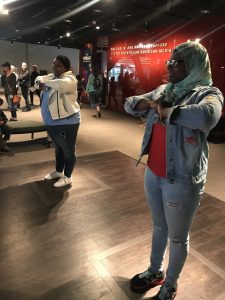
172;239;182;246
171;238;188;246
167;201;182;209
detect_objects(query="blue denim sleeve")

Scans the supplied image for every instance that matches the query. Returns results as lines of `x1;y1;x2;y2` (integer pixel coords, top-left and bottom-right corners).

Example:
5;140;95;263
124;93;152;118
124;85;165;118
168;87;224;132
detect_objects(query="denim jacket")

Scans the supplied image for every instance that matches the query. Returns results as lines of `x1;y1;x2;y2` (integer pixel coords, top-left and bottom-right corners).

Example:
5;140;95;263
125;84;224;184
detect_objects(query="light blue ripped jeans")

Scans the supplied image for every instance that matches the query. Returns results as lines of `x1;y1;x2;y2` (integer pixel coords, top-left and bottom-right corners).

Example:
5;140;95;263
144;167;205;286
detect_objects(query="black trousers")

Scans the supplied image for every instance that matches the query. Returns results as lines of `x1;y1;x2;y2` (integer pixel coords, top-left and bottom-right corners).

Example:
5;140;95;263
30;89;41;105
21;85;30;108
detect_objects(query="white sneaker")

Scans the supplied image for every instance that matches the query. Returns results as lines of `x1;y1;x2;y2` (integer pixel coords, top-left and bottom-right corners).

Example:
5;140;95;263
54;176;72;188
45;171;63;180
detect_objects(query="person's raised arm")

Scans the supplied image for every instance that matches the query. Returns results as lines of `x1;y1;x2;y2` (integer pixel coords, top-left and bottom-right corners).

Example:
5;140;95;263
165;88;224;132
135;97;158;110
124;85;166;118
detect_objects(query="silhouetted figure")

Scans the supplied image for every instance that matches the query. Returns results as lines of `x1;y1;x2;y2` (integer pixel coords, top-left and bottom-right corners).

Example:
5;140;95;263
30;65;40;105
108;77;118;107
102;75;107;107
118;71;123;90
76;74;85;106
86;66;103;118
19;62;31;111
128;73;136;96
1;62;17;121
122;71;130;103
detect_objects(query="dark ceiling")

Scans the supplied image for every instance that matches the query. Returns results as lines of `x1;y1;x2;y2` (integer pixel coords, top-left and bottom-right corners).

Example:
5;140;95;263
0;0;225;48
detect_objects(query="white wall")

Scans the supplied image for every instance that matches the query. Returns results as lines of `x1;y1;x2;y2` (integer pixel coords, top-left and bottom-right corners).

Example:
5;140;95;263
0;40;80;74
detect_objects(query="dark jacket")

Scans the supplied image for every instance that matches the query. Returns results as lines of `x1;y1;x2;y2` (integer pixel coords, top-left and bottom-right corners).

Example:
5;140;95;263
30;71;39;87
2;73;17;95
1;74;6;88
0;109;8;124
19;70;30;87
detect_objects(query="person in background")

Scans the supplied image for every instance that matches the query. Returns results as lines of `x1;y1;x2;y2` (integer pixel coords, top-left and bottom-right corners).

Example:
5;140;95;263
135;72;141;90
35;55;80;188
125;41;224;300
101;74;107;108
118;71;123;90
11;65;19;94
86;66;103;118
30;65;40;105
1;62;17;121
0;98;10;152
19;62;31;111
11;65;20;108
76;74;85;107
108;76;118;107
122;71;130;103
1;70;7;105
128;73;136;96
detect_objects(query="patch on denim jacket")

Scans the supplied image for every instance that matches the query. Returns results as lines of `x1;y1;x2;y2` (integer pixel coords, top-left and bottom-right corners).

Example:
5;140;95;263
185;136;197;144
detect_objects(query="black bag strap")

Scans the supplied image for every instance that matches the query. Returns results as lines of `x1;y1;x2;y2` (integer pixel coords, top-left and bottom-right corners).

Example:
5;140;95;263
5;75;14;96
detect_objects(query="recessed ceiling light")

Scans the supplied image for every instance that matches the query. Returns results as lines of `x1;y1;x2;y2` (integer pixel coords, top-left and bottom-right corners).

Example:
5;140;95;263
66;32;71;37
93;9;102;13
112;23;120;32
96;26;100;30
15;29;19;32
37;41;41;44
112;27;120;32
64;19;72;23
60;35;63;38
200;9;210;14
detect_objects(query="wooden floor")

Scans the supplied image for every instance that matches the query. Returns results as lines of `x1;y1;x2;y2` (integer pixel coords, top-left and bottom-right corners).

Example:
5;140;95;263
0;151;224;300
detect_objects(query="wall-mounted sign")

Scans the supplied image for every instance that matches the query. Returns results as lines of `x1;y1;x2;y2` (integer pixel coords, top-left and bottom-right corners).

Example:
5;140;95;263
80;43;93;84
108;39;175;93
110;42;172;57
107;16;225;113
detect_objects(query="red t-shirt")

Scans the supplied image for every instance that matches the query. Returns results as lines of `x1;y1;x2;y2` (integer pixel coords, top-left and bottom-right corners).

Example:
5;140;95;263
147;122;167;178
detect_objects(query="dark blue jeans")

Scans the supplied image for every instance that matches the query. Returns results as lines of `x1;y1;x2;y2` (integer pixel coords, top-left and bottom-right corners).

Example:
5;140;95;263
89;90;101;108
46;123;80;178
7;95;17;118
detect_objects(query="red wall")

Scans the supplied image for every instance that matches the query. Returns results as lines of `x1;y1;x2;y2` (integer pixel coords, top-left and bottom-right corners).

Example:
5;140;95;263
108;16;225;97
